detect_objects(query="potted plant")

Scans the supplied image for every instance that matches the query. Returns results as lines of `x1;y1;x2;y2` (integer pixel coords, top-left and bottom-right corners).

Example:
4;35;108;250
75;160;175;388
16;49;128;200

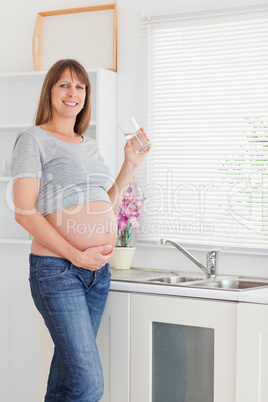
112;184;145;269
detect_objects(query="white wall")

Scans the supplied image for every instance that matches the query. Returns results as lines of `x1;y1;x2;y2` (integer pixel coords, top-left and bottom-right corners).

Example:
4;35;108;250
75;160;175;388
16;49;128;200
1;0;268;276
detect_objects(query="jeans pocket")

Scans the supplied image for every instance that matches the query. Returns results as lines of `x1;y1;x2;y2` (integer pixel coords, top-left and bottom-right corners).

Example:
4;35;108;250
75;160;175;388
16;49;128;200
38;266;69;281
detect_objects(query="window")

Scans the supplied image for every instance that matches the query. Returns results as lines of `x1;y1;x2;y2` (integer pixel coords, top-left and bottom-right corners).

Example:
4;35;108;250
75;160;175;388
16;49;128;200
137;5;268;249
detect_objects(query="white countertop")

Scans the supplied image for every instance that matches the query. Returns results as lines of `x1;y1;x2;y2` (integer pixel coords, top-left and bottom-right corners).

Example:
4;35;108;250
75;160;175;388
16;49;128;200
238;287;268;304
110;268;268;304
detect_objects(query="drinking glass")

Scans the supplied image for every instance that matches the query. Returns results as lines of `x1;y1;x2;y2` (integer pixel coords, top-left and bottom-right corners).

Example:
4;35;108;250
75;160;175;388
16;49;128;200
119;117;151;154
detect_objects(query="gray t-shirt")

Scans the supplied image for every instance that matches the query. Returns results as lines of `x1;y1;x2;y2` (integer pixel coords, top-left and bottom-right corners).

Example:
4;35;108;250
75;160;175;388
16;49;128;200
11;125;114;216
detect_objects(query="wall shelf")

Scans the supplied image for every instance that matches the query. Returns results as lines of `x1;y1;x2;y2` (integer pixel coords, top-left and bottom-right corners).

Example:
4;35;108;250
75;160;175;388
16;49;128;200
0;238;31;244
0;123;33;130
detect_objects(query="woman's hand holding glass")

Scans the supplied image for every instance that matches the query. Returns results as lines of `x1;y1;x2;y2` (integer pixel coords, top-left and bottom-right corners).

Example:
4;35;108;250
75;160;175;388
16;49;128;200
124;128;151;168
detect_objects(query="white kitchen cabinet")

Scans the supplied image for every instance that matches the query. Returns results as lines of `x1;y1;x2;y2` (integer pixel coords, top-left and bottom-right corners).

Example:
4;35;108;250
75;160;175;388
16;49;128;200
35;287;268;402
131;293;237;402
0;243;39;402
236;302;268;402
97;291;130;402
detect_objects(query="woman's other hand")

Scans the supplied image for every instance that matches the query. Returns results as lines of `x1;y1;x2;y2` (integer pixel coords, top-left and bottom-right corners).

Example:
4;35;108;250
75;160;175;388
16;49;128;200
73;244;114;271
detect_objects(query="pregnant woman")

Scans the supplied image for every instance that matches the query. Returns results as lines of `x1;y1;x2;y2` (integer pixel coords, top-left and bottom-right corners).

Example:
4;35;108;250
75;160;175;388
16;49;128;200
11;59;150;402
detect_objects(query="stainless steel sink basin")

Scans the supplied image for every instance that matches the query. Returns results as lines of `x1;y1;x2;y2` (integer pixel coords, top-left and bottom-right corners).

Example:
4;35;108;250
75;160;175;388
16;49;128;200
145;276;201;284
190;278;268;291
141;273;268;291
119;268;268;292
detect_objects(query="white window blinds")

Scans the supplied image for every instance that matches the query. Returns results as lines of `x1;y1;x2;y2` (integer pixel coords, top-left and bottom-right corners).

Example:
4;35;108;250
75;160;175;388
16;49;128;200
137;5;268;249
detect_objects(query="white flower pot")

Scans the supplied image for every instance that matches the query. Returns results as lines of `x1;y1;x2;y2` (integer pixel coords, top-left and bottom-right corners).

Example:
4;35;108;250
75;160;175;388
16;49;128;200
111;247;136;270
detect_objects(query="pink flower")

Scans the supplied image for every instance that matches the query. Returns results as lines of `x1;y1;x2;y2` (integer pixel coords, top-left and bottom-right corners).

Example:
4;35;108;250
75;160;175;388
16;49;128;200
115;211;122;221
129;216;140;228
136;200;145;208
121;205;135;218
130;196;138;205
118;216;128;231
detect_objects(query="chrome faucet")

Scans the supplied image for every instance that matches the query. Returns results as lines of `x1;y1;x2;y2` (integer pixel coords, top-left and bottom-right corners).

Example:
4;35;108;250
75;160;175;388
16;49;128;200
160;239;218;278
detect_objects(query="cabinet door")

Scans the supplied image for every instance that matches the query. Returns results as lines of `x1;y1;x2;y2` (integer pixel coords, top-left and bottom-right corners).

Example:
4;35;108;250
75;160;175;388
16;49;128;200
0;245;39;402
97;291;130;402
131;293;237;402
236;303;268;402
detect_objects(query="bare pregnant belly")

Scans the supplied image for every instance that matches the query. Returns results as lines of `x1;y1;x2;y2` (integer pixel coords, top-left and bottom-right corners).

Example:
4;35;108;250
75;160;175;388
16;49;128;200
31;201;117;257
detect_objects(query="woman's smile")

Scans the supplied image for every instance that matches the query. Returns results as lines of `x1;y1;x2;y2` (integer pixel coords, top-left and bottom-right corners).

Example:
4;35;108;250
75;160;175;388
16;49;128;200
63;101;78;107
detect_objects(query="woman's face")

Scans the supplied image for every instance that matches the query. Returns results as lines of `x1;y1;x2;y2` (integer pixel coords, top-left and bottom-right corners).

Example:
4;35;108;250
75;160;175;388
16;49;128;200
50;68;86;121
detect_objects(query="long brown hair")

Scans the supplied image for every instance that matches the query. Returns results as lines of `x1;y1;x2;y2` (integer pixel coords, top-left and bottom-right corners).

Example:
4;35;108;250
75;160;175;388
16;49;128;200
35;59;91;134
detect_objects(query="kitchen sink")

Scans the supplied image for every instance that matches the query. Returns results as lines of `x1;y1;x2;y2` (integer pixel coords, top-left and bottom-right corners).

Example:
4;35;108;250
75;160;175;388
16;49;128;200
145;276;201;284
189;278;268;291
141;274;268;291
113;268;268;292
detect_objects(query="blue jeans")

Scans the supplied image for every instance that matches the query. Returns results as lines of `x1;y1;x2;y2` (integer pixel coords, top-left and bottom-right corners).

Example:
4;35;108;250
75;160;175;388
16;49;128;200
29;254;111;402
